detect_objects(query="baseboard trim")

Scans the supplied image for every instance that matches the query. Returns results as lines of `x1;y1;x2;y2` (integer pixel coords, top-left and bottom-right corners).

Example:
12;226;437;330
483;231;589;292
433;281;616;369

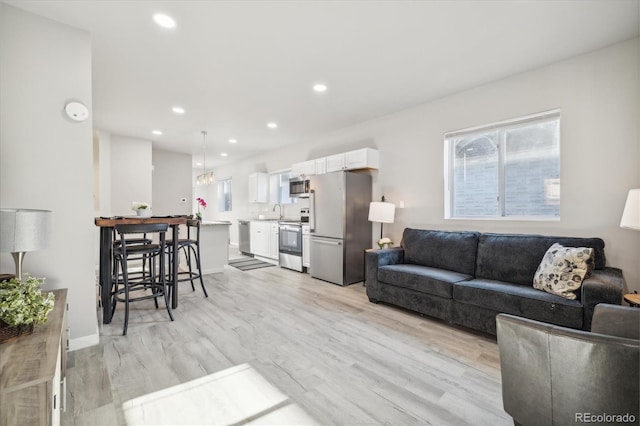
70;327;100;351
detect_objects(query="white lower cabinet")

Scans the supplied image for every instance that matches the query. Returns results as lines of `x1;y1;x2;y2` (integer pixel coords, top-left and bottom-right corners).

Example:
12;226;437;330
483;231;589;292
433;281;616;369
269;223;279;260
250;221;270;257
250;221;279;260
302;225;310;269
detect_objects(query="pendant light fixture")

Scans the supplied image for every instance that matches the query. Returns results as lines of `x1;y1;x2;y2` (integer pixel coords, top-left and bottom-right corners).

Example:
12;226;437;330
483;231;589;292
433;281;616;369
196;130;215;186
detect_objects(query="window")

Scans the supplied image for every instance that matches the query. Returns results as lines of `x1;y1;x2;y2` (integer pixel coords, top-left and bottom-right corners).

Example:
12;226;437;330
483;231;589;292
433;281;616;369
269;170;297;205
217;177;232;212
445;110;560;219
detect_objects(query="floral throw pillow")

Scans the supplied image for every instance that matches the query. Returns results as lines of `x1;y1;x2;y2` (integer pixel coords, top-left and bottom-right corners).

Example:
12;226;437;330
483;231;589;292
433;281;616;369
533;243;594;300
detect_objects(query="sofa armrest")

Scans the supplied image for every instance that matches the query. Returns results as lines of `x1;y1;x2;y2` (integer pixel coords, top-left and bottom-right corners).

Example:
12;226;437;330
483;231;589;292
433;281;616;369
496;313;639;426
591;303;640;339
365;248;404;302
580;267;625;330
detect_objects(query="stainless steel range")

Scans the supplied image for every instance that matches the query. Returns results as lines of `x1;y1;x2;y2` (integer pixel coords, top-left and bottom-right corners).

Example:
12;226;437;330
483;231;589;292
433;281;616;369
278;220;303;272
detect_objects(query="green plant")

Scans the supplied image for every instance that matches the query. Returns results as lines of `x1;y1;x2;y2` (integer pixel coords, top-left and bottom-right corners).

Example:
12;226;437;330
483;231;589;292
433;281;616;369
131;201;150;211
0;276;55;326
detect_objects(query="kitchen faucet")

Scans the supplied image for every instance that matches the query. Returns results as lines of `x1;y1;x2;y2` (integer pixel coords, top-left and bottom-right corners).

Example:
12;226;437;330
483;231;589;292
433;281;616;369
273;203;283;219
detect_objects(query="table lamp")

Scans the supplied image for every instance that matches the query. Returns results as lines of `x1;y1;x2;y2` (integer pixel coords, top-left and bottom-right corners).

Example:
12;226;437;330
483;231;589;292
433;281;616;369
620;189;640;231
0;209;52;280
368;196;396;240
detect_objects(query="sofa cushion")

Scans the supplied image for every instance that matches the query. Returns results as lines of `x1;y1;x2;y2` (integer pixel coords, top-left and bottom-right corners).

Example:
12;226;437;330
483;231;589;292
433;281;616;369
401;229;480;276
453;278;583;329
475;233;606;286
378;264;472;299
533;243;594;300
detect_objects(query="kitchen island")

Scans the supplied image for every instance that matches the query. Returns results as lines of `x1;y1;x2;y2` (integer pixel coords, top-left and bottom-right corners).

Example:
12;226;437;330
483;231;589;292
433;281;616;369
199;221;231;274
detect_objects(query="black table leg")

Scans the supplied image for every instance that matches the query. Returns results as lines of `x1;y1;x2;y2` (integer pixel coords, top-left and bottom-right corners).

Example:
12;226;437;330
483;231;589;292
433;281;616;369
99;227;113;324
171;224;179;309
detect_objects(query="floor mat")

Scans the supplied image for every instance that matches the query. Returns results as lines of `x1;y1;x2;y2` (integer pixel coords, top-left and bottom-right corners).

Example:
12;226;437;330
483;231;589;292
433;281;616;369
228;257;275;271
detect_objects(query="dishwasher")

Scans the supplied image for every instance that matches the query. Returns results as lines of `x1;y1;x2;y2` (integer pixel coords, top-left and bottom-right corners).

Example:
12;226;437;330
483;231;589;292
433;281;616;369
238;220;251;255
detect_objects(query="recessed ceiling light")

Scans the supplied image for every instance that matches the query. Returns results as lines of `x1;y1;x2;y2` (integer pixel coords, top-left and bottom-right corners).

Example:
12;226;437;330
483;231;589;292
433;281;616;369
172;106;185;114
153;13;176;29
313;83;328;93
228;139;237;144
267;122;278;129
152;130;163;135
196;162;202;166
221;153;228;157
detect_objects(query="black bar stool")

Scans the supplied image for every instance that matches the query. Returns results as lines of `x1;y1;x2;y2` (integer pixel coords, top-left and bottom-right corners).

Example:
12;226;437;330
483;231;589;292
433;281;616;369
167;219;208;298
110;223;174;335
112;228;152;284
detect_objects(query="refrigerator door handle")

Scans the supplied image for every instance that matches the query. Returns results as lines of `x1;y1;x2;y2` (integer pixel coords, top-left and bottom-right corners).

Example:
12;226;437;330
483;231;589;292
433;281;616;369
313;239;342;246
309;189;316;232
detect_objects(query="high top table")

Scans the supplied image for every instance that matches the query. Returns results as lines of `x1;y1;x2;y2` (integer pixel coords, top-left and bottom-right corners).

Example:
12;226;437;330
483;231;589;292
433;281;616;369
95;216;187;324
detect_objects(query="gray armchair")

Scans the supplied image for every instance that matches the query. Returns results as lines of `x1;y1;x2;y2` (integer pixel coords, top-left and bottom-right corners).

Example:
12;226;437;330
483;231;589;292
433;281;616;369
496;304;639;426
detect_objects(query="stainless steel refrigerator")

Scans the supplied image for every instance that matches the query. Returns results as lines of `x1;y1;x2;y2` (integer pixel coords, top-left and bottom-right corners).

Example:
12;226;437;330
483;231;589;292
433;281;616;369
309;171;372;286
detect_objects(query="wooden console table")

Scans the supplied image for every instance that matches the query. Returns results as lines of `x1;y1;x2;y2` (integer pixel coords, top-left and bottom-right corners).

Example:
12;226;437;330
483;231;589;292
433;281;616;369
0;289;68;426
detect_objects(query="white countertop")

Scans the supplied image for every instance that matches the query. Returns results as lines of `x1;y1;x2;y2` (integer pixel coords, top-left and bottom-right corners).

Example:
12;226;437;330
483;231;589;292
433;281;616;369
201;221;231;226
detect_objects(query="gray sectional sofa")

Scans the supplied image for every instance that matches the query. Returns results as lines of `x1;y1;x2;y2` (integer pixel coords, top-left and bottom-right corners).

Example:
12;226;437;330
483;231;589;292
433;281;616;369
365;228;625;335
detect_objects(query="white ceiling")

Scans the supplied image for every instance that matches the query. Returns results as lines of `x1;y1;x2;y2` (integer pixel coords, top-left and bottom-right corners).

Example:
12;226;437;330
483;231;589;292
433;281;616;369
6;0;640;169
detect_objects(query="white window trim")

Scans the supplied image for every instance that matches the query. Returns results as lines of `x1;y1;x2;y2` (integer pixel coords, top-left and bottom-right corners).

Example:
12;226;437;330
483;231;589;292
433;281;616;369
444;109;561;221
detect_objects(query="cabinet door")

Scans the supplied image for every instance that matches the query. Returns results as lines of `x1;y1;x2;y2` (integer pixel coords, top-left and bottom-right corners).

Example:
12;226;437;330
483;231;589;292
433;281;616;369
250;222;269;256
302;234;310;267
325;153;345;172
291;162;304;178
315;158;326;175
302;160;316;176
345;148;379;170
269;223;279;260
248;173;268;203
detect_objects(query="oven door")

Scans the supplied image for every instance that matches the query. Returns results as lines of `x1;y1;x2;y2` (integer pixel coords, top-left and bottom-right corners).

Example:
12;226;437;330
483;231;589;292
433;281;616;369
279;224;302;255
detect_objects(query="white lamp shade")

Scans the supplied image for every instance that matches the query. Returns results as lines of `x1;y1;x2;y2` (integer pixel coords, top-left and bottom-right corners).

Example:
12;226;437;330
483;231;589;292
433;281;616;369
620;189;640;231
368;202;396;223
0;209;52;252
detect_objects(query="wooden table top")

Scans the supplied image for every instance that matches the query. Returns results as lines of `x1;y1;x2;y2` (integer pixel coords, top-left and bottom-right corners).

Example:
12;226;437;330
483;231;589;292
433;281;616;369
623;293;640;306
95;216;188;227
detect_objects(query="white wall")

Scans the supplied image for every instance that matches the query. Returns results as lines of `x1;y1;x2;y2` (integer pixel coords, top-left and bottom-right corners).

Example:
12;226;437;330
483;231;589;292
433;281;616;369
0;5;98;344
210;38;640;293
95;130;112;216
152;148;192;216
110;135;152;216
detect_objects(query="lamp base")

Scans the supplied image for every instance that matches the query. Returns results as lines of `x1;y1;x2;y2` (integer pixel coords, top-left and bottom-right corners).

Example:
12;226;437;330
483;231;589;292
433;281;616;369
11;251;26;280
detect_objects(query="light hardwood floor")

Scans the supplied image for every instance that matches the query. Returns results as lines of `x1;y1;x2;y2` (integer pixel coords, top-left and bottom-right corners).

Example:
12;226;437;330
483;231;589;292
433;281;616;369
62;263;512;425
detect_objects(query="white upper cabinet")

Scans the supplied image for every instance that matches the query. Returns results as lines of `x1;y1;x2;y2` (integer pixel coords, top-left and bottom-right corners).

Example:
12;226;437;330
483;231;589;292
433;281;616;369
292;160;315;177
315;157;327;175
345;148;380;170
325;153;346;172
294;148;379;175
291;162;304;178
248;172;268;203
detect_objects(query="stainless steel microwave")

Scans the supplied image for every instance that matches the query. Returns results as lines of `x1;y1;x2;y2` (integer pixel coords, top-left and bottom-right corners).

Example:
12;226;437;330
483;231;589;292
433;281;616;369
289;177;310;197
